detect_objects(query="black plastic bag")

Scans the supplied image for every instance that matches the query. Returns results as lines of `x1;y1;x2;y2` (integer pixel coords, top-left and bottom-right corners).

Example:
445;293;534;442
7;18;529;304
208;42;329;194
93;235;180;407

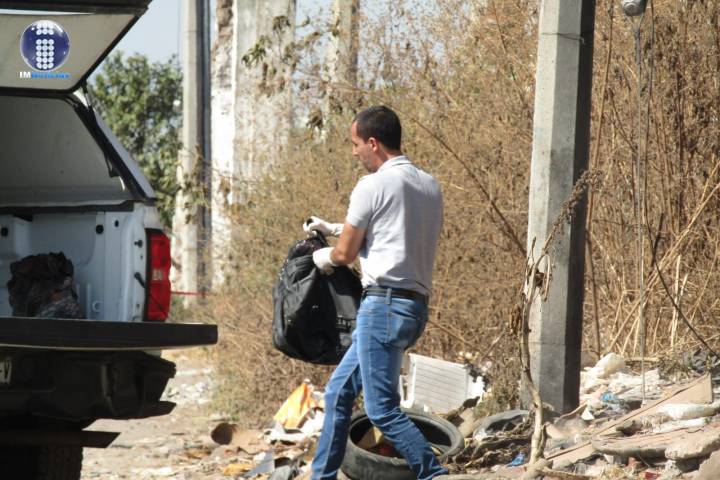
272;234;362;365
7;252;83;319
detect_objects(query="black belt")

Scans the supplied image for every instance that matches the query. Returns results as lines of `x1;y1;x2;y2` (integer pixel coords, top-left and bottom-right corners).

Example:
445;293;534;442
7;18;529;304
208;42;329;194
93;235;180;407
362;286;428;303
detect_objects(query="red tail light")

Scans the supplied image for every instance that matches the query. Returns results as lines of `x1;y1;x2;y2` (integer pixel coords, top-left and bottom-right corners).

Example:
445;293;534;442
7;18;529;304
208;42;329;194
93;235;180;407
145;230;171;321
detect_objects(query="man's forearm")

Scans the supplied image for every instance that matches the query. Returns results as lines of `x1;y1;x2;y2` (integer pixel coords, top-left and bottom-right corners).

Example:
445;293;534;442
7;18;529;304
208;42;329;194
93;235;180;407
330;246;354;266
332;222;366;266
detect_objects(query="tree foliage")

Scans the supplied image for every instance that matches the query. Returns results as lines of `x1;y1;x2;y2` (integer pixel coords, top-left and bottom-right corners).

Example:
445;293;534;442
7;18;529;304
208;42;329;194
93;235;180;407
89;51;182;226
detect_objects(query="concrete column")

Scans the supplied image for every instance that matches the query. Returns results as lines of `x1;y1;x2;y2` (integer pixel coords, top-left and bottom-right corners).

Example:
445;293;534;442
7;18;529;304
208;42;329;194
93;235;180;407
526;0;595;414
210;0;237;278
211;0;295;275
173;0;211;305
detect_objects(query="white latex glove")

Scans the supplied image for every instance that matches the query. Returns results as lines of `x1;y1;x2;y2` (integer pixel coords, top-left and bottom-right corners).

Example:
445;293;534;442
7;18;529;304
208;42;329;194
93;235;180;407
303;216;343;237
312;247;337;275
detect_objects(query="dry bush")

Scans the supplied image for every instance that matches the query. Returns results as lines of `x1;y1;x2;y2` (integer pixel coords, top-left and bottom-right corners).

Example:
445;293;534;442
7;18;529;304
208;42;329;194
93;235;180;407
587;0;720;360
202;0;720;425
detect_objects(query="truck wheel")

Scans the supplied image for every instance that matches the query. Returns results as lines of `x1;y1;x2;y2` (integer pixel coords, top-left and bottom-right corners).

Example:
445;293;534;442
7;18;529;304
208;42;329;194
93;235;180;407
36;445;83;480
0;446;83;480
341;410;463;480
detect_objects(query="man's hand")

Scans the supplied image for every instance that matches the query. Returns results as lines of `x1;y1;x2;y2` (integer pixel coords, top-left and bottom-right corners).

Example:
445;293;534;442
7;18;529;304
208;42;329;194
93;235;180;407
312;247;336;275
304;216;343;237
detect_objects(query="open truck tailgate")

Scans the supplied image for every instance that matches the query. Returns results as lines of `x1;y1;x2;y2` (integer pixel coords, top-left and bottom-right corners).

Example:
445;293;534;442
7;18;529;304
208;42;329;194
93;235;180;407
0;0;151;93
0;317;217;350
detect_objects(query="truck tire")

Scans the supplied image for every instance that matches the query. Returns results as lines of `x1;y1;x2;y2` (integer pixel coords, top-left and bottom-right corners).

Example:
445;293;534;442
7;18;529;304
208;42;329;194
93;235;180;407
0;446;82;480
341;410;463;480
36;446;83;480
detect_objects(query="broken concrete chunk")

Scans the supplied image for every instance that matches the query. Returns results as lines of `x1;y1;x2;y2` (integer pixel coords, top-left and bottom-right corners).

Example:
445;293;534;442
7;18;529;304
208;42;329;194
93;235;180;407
665;427;720;460
697;449;720;480
617;415;710;435
651;417;710;434
549;374;712;465
657;401;720;421
592;430;676;459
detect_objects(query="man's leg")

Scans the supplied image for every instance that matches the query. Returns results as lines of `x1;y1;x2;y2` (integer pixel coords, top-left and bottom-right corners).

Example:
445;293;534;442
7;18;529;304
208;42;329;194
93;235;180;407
356;295;448;480
311;338;362;480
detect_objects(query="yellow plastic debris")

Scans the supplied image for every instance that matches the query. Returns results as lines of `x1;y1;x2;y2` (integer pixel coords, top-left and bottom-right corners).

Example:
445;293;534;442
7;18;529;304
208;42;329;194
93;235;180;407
273;381;319;429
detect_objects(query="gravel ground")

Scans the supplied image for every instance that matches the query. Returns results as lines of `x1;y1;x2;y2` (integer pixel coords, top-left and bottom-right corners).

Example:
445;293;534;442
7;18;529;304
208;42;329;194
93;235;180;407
81;350;232;480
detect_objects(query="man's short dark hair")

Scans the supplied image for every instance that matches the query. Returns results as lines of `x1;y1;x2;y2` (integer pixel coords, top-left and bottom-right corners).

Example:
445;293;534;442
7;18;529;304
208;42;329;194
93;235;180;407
353;106;402;150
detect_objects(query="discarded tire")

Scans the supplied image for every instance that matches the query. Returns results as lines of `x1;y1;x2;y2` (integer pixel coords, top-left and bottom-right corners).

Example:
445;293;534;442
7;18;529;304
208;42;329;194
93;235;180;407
341;410;463;480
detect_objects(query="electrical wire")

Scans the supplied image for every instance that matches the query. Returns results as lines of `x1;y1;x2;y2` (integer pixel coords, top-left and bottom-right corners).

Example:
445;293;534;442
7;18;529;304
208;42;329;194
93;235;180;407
631;0;655;404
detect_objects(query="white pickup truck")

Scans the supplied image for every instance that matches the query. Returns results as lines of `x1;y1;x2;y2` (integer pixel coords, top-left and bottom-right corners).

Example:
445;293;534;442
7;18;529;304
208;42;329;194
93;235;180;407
0;1;217;478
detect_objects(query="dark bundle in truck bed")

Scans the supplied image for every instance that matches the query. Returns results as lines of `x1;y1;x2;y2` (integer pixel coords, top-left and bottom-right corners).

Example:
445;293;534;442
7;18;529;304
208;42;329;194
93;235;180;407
7;252;83;319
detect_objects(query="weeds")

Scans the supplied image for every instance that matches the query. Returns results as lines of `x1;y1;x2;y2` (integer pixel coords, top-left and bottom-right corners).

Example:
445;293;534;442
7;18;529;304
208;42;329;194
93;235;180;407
201;0;720;425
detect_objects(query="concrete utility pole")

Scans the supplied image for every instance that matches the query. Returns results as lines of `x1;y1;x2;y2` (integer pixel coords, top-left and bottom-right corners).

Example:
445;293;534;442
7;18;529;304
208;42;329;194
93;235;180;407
525;0;595;413
174;0;212;305
325;0;360;108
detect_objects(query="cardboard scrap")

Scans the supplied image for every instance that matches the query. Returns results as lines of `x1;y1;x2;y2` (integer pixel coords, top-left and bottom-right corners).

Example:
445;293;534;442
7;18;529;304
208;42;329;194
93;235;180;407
211;423;269;455
222;460;253;476
549;373;712;464
357;426;384;450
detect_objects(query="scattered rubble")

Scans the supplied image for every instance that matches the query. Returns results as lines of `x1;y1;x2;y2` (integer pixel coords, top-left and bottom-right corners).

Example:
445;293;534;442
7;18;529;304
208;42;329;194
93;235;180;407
195;351;720;479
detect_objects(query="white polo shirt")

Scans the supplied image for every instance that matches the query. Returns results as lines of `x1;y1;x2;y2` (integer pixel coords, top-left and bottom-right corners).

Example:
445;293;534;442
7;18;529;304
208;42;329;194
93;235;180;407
346;155;443;296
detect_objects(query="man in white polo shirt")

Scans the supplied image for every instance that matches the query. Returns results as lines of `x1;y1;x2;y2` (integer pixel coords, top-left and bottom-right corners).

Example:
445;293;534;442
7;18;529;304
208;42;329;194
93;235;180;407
304;106;446;480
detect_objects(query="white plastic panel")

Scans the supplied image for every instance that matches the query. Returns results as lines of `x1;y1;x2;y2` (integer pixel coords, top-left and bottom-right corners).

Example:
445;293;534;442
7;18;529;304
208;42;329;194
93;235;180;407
0;95;133;206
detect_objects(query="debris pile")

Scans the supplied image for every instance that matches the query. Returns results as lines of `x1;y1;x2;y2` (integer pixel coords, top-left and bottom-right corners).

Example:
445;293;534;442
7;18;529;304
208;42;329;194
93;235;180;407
208;352;720;479
536;354;720;480
209;381;324;479
207;354;481;479
440;353;720;480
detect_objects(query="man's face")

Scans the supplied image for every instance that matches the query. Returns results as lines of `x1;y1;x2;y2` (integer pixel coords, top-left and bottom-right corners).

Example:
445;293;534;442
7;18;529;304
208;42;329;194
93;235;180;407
351;122;379;172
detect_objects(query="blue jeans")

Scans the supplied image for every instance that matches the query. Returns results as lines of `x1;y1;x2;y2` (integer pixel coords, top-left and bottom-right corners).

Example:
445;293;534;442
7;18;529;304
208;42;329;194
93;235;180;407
311;293;448;480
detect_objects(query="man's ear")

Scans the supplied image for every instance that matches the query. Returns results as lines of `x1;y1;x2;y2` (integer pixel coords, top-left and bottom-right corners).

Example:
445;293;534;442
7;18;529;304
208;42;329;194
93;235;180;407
368;137;379;151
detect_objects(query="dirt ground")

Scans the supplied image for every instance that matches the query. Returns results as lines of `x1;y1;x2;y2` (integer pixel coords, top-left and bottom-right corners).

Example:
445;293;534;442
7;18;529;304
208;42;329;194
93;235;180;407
81;350;228;480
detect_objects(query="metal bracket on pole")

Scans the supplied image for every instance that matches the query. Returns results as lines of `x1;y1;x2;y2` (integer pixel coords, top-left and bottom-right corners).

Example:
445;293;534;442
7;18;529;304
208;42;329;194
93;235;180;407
621;0;647;16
